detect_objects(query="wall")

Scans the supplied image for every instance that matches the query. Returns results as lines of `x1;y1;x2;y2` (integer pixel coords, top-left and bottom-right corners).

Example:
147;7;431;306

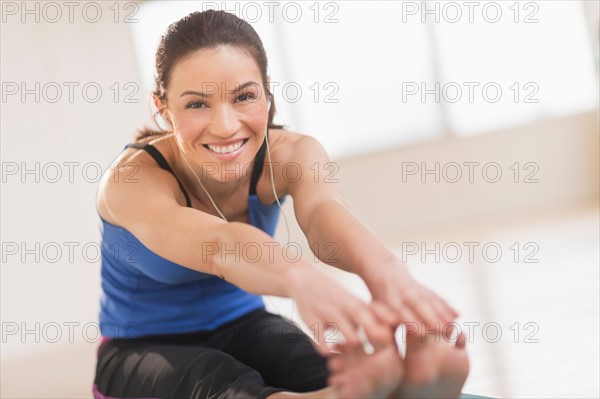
1;2;147;397
335;110;599;243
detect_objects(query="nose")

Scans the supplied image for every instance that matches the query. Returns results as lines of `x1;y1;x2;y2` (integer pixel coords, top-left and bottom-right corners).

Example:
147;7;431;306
208;103;242;139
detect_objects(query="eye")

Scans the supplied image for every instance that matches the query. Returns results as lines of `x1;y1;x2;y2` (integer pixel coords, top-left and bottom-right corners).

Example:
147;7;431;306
186;101;206;109
236;92;256;103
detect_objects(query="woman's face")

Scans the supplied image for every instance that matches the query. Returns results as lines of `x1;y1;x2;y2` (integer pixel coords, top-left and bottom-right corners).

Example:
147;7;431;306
161;45;269;183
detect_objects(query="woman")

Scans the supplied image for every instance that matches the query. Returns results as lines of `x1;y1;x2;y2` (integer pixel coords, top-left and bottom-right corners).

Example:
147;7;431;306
94;10;469;399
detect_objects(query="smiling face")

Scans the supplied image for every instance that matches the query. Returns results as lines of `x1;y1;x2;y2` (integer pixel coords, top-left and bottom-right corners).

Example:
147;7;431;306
159;45;269;183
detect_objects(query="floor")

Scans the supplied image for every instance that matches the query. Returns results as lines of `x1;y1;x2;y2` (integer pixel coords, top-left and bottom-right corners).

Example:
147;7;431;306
1;204;598;398
265;203;600;398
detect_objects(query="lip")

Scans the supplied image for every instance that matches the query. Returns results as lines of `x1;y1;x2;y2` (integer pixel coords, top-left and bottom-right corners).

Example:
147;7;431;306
202;138;249;161
204;137;248;146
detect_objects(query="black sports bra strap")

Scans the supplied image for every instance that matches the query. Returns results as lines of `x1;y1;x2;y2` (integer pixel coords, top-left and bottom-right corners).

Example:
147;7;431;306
128;142;192;208
249;135;268;196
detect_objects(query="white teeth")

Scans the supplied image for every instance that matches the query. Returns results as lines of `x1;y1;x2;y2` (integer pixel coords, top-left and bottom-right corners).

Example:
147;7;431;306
207;140;244;154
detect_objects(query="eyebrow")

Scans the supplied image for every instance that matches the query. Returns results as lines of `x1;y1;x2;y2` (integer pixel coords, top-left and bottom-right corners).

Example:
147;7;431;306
179;81;259;98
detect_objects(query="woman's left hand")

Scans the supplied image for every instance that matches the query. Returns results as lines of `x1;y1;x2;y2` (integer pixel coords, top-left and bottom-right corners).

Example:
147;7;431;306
365;260;460;339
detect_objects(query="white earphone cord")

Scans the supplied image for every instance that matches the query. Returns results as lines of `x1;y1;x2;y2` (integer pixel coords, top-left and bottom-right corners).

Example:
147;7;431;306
264;128;291;245
177;127;291;245
178;144;228;221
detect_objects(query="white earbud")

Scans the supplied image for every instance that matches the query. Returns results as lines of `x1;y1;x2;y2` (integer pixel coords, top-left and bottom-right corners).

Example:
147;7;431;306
267;98;271;112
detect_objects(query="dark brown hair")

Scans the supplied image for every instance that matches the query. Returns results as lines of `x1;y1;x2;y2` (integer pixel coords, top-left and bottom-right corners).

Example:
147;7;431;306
135;10;283;141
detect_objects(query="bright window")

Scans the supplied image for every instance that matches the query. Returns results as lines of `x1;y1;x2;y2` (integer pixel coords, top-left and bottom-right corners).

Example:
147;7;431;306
431;0;598;135
130;1;598;158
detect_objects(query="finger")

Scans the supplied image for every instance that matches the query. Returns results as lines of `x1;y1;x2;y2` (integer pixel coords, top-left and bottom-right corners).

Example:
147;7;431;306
428;298;457;340
443;320;460;342
441;296;460;319
370;301;399;327
424;287;460;320
325;313;361;349
456;329;468;349
311;318;337;356
442;299;459;319
431;294;460;324
408;298;443;335
428;294;451;322
350;304;393;351
394;300;421;326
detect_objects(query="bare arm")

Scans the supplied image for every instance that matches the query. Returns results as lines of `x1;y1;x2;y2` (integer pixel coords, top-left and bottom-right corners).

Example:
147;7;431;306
287;135;399;279
303;200;403;283
100;158;316;297
287;135;459;330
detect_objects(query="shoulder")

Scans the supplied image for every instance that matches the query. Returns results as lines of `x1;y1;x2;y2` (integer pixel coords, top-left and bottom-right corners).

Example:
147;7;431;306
268;128;329;165
95;135;185;227
257;128;333;202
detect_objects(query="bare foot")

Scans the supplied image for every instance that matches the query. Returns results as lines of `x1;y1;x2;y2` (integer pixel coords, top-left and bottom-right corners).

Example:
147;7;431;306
391;329;470;399
326;329;469;399
326;340;404;399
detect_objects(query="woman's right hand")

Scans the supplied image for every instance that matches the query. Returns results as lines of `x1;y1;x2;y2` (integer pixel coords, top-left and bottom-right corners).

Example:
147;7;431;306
286;266;397;357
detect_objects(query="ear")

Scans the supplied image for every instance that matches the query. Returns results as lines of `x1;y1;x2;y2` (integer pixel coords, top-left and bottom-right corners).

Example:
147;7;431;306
153;95;172;126
265;75;271;101
265;76;273;112
152;94;162;111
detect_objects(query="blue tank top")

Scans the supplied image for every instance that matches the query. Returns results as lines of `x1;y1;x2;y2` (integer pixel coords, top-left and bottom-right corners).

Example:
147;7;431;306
98;137;285;338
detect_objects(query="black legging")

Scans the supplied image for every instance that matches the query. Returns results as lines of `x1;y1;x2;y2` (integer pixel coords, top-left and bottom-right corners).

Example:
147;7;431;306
93;308;330;399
